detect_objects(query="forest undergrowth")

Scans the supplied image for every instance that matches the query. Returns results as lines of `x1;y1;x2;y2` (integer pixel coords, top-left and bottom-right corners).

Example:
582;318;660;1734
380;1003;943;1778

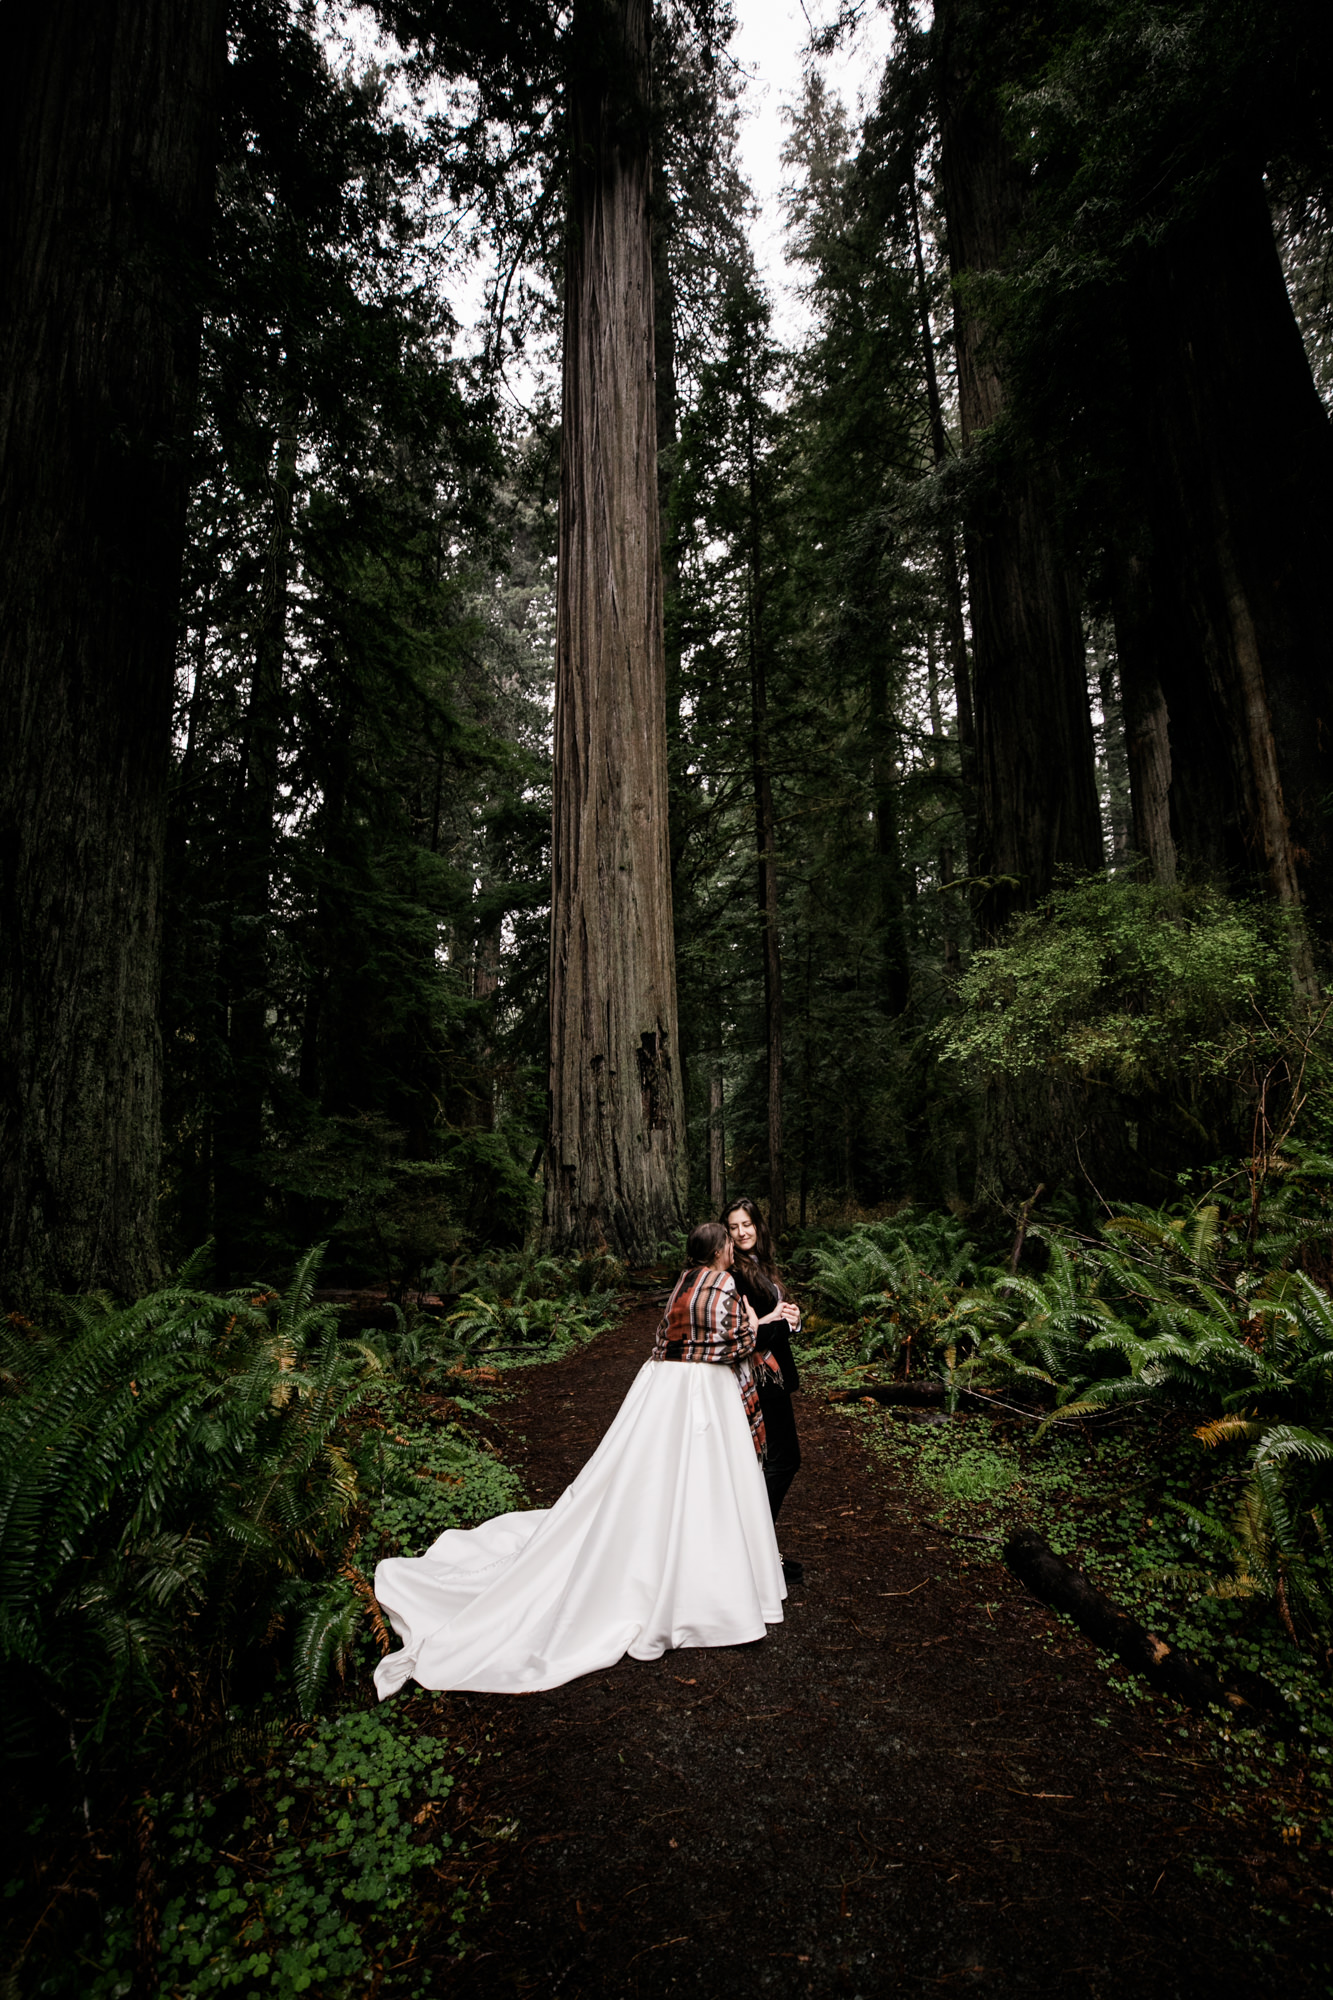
0;1248;620;1999
790;1162;1333;1913
8;1163;1333;1990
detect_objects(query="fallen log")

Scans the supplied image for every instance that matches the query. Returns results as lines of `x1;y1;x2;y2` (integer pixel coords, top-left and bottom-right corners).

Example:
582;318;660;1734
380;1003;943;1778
1003;1527;1289;1725
825;1382;1056;1420
827;1381;947;1407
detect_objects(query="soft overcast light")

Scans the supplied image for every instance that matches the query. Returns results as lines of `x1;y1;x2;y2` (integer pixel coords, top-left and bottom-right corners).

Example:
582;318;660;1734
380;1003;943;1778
328;2;895;366
729;2;895;342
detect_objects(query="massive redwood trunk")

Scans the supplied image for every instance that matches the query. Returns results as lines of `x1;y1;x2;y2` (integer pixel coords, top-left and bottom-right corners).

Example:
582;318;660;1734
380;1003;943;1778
1112;170;1333;956
0;0;225;1297
544;0;687;1259
934;0;1103;938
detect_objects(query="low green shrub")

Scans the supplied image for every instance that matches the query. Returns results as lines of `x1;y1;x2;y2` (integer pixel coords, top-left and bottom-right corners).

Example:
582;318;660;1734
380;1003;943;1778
2;1235;623;1994
0;1247;382;1789
44;1701;478;1999
935;877;1298;1097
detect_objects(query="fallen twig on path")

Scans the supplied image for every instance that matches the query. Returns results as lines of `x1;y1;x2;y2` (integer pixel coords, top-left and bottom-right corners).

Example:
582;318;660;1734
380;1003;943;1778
919;1516;1002;1545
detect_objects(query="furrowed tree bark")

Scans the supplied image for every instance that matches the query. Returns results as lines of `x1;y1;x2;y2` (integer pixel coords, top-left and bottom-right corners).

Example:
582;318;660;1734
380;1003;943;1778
744;388;786;1240
1114;170;1333;971
0;0;226;1298
650;176;688;891
935;0;1103;938
544;0;687;1260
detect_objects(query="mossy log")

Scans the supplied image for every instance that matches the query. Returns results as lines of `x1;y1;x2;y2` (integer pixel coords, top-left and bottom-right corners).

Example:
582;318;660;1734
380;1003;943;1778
827;1381;948;1408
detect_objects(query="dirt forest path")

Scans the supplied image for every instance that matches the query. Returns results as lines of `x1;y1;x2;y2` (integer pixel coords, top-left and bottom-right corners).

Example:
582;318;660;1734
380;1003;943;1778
438;1305;1330;1998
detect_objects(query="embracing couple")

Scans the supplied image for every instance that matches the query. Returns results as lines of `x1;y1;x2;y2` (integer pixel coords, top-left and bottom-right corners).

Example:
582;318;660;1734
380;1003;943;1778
372;1198;803;1699
653;1198;804;1585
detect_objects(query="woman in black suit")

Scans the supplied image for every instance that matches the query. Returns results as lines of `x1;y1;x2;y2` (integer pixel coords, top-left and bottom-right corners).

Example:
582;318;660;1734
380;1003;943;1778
723;1197;803;1583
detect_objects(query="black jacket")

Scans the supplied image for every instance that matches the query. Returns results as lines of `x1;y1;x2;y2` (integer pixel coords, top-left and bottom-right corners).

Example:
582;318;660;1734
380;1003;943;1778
731;1261;801;1394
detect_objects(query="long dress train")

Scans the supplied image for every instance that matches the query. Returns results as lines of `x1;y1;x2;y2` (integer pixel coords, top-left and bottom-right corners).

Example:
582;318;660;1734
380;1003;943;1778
373;1357;785;1698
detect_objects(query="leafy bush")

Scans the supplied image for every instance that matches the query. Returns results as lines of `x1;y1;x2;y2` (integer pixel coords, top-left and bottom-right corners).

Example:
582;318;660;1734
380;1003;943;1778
0;1247;384;1790
370;1402;522;1554
416;1245;623;1368
443;1289;608;1356
936;877;1297;1094
431;1244;624;1308
939;1234;1122;1404
803;1152;1333;1646
264;1117;543;1292
927;1172;1333;1642
1051;1213;1333;1639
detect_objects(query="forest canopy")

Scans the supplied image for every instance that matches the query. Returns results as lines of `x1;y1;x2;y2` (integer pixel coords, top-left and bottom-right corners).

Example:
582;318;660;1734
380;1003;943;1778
2;0;1332;1298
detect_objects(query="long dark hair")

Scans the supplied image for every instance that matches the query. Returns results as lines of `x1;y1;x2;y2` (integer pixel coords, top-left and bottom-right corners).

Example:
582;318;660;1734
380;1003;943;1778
721;1196;778;1286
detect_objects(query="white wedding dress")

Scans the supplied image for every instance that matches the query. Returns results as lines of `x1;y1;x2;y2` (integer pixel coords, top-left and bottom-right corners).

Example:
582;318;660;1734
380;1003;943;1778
373;1357;785;1697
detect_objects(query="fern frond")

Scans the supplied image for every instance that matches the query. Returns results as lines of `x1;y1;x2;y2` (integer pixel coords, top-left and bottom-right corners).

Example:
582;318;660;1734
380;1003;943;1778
292;1585;362;1719
1195;1415;1261;1449
1253;1424;1333;1470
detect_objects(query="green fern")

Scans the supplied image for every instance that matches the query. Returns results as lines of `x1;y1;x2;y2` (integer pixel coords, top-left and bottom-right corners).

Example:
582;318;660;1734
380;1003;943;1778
0;1246;382;1775
293;1583;365;1719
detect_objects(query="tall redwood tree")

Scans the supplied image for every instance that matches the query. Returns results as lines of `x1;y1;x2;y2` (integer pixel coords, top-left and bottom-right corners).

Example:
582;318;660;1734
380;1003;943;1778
0;0;226;1296
934;0;1104;938
1111;170;1333;959
543;0;688;1258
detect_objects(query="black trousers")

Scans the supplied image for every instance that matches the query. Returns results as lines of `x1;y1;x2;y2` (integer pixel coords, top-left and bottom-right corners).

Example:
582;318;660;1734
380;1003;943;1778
758;1380;801;1522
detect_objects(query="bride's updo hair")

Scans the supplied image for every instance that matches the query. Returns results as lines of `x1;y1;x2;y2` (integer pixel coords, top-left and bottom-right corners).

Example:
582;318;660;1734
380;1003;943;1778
686;1220;730;1269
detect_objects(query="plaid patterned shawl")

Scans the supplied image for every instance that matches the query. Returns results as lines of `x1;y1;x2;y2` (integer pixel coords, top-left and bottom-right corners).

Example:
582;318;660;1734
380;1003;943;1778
651;1265;775;1459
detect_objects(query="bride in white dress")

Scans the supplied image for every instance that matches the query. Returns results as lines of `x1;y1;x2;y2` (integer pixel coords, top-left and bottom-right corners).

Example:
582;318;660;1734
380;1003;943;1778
372;1223;786;1698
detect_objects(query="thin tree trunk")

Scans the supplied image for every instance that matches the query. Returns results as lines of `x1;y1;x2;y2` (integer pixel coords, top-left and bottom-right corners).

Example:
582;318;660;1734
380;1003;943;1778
0;0;225;1297
1111;548;1179;885
908;161;977;873
467;833;503;1134
744;389;786;1240
1095;652;1131;864
927;642;962;972
935;0;1103;938
708;1067;725;1212
799;938;813;1226
213;417;297;1276
869;654;910;1014
544;0;687;1259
